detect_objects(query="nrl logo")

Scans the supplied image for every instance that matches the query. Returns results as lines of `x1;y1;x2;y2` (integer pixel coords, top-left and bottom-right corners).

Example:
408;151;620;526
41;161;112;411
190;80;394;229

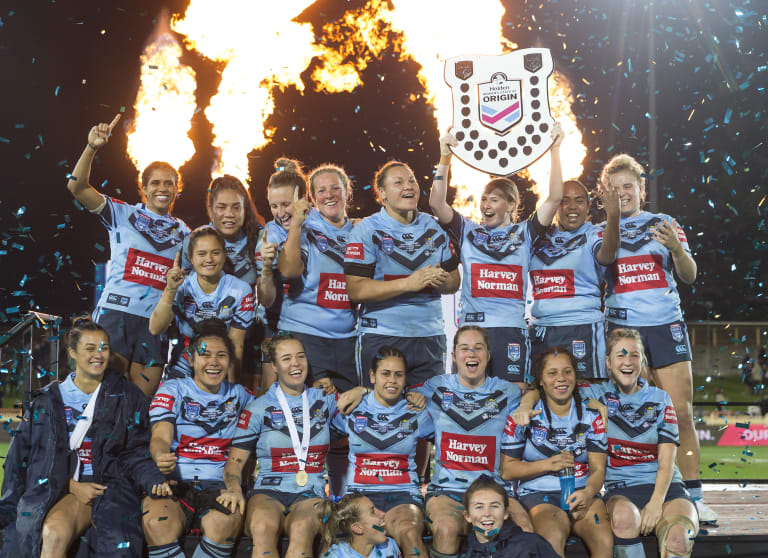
444;48;555;176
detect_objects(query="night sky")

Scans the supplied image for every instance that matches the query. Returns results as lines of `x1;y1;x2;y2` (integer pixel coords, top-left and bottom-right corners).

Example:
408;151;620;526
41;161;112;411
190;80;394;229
0;0;765;326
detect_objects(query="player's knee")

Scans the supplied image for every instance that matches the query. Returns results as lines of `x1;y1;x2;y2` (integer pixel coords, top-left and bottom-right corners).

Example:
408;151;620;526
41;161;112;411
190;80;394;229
287;512;319;540
430;513;461;542
610;503;640;538
664;524;693;557
41;520;71;553
391;516;423;544
202;510;243;542
142;512;182;544
249;513;280;541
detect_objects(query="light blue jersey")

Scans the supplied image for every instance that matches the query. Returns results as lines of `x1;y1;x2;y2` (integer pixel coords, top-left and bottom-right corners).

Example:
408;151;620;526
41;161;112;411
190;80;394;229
444;212;542;329
182;228;259;288
93;196;189;318
501;397;606;495
279;209;356;338
324;538;401;558
605;211;691;326
529;222;605;325
233;385;336;497
149;377;253;482
414;374;521;491
330;392;433;496
578;380;683;488
255;220;292;330
344;208;458;337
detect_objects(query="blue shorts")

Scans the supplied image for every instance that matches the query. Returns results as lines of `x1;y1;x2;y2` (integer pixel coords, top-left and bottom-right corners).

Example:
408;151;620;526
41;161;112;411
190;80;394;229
519;490;601;512
357;333;446;387
531;322;606;380
486;326;531;384
93;307;166;366
606;321;692;369
351;490;423;512
604;482;695;511
425;486;466;507
292;331;357;392
246;488;318;510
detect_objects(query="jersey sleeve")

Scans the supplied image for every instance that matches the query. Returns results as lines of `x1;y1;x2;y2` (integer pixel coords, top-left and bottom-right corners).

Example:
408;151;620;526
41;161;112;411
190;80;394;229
343;220;377;277
585;407;608;454
505;382;522;414
329;407;347;438
96;196;129;230
232;284;255;330
657;391;680;446
237;385;256;409
417;408;435;442
443;211;467;250
577;382;604;402
180;235;193;272
501;412;526;458
528;211;549;242
437;226;459;272
588;223;605;258
232;399;262;452
149;381;180;425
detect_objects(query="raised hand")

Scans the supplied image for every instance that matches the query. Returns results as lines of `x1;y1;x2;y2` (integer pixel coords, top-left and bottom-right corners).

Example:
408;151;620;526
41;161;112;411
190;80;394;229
599;177;620;218
405;391;426;411
165;252;185;292
291;198;312;229
439;131;458;156
652;220;683;254
261;229;278;267
87;114;121;150
551;121;564;148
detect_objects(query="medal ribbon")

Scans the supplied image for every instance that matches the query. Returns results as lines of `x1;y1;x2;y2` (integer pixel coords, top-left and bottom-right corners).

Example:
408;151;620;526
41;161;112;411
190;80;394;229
275;386;310;474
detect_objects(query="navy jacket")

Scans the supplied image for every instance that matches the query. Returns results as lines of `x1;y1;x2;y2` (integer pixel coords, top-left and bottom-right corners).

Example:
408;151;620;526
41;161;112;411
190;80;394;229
462;521;560;558
0;369;165;557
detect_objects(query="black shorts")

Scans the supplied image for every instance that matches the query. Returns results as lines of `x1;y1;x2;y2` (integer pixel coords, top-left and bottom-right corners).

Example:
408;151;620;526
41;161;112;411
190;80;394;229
530;322;606;380
246;488;318;509
604;481;695;511
606;321;692;369
357;333;446;387
486;327;531;384
519;490;601;512
352;490;423;512
175;480;231;531
93;307;166;366
291;332;357;392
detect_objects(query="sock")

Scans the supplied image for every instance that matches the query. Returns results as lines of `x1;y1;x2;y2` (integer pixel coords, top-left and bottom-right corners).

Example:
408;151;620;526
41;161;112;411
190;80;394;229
613;536;646;558
684;479;703;501
148;542;184;558
428;547;458;558
192;534;235;558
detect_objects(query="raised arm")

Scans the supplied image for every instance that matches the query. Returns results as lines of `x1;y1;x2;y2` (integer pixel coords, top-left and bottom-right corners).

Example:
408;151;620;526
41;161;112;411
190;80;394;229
66;114;122;211
148;252;184;335
278;199;311;279
257;229;278;308
428;132;458;225
536;121;565;226
595;178;621;265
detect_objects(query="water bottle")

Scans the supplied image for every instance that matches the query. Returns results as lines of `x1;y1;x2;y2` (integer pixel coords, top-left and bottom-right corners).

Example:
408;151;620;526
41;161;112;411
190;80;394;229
558;466;575;511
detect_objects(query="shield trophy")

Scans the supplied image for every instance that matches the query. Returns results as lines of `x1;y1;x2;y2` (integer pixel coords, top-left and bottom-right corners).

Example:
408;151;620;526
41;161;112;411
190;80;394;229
444;48;555;176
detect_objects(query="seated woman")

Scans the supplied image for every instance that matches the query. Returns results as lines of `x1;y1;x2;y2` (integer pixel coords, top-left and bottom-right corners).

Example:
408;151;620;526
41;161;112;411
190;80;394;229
330;346;433;557
460;476;559;558
215;334;368;558
323;493;402;558
142;320;254;558
0;319;169;558
500;348;613;558
150;226;255;383
581;329;700;558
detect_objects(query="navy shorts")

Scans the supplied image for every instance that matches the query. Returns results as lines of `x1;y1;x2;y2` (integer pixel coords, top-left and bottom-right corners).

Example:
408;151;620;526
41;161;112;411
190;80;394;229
292;331;357;392
530;322;606;380
246;488;319;509
175;480;231;531
93;307;166;366
604;481;695;511
519;490;601;512
425;486;466;508
486;326;531;384
357;333;446;387
352;490;423;513
607;321;692;369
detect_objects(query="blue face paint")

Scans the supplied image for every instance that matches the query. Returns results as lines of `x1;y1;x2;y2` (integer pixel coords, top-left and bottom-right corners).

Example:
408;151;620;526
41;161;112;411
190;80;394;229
198;341;206;355
98;341;104;352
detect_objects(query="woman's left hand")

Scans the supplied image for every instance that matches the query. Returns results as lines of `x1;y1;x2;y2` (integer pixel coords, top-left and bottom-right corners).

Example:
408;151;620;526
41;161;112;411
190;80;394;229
313;377;337;395
405;391;426;411
567;489;590;520
640;498;664;535
337;387;366;415
652;220;683;254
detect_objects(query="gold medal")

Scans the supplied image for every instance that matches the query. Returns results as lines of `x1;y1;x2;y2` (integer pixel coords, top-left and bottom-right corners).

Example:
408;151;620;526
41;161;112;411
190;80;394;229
295;470;308;487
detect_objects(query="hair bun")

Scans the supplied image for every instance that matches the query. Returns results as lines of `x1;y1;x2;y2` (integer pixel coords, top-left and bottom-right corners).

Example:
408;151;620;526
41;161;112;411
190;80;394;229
274;158;299;174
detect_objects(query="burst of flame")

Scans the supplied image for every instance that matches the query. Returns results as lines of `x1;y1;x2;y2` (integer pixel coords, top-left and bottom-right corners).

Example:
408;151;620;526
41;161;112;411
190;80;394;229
126;30;197;174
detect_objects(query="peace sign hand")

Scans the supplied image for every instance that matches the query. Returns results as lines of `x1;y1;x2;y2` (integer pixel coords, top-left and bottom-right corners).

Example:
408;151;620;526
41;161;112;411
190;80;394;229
87;114;121;150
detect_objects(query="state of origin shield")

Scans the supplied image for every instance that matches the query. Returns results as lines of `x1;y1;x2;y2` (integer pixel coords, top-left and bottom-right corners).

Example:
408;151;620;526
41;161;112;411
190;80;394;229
444;48;555;176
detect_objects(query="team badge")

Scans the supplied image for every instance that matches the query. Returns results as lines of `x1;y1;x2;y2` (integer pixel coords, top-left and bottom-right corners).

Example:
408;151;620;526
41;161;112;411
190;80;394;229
426;236;435;254
64;407;74;423
354;414;368;433
605;397;619;417
400;419;412;434
382;236;394;254
532;426;547;445
441;390;454;409
670;323;684;342
571;340;586;359
485;398;499;412
218;305;234;320
185;402;201;420
444;48;555;176
644;406;656;420
183;299;197;317
507;343;520;362
317;234;329;253
270;409;284;429
473;230;489;246
135;212;151;232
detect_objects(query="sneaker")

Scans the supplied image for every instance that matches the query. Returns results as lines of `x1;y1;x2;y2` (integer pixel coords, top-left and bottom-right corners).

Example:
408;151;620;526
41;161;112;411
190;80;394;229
696;498;718;523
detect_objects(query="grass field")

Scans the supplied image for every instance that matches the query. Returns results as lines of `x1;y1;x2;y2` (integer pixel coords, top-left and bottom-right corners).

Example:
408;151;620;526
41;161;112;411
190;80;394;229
0;441;7;487
699;444;768;480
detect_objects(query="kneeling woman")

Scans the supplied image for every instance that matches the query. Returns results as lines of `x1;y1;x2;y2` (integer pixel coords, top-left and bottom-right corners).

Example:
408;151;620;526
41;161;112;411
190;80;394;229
330;346;433;557
501;348;612;558
324;493;402;558
216;334;368;558
0;320;169;557
579;329;699;558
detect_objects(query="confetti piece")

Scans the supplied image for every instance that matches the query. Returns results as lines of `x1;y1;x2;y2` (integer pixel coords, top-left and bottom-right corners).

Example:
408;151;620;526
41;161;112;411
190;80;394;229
116;542;130;549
